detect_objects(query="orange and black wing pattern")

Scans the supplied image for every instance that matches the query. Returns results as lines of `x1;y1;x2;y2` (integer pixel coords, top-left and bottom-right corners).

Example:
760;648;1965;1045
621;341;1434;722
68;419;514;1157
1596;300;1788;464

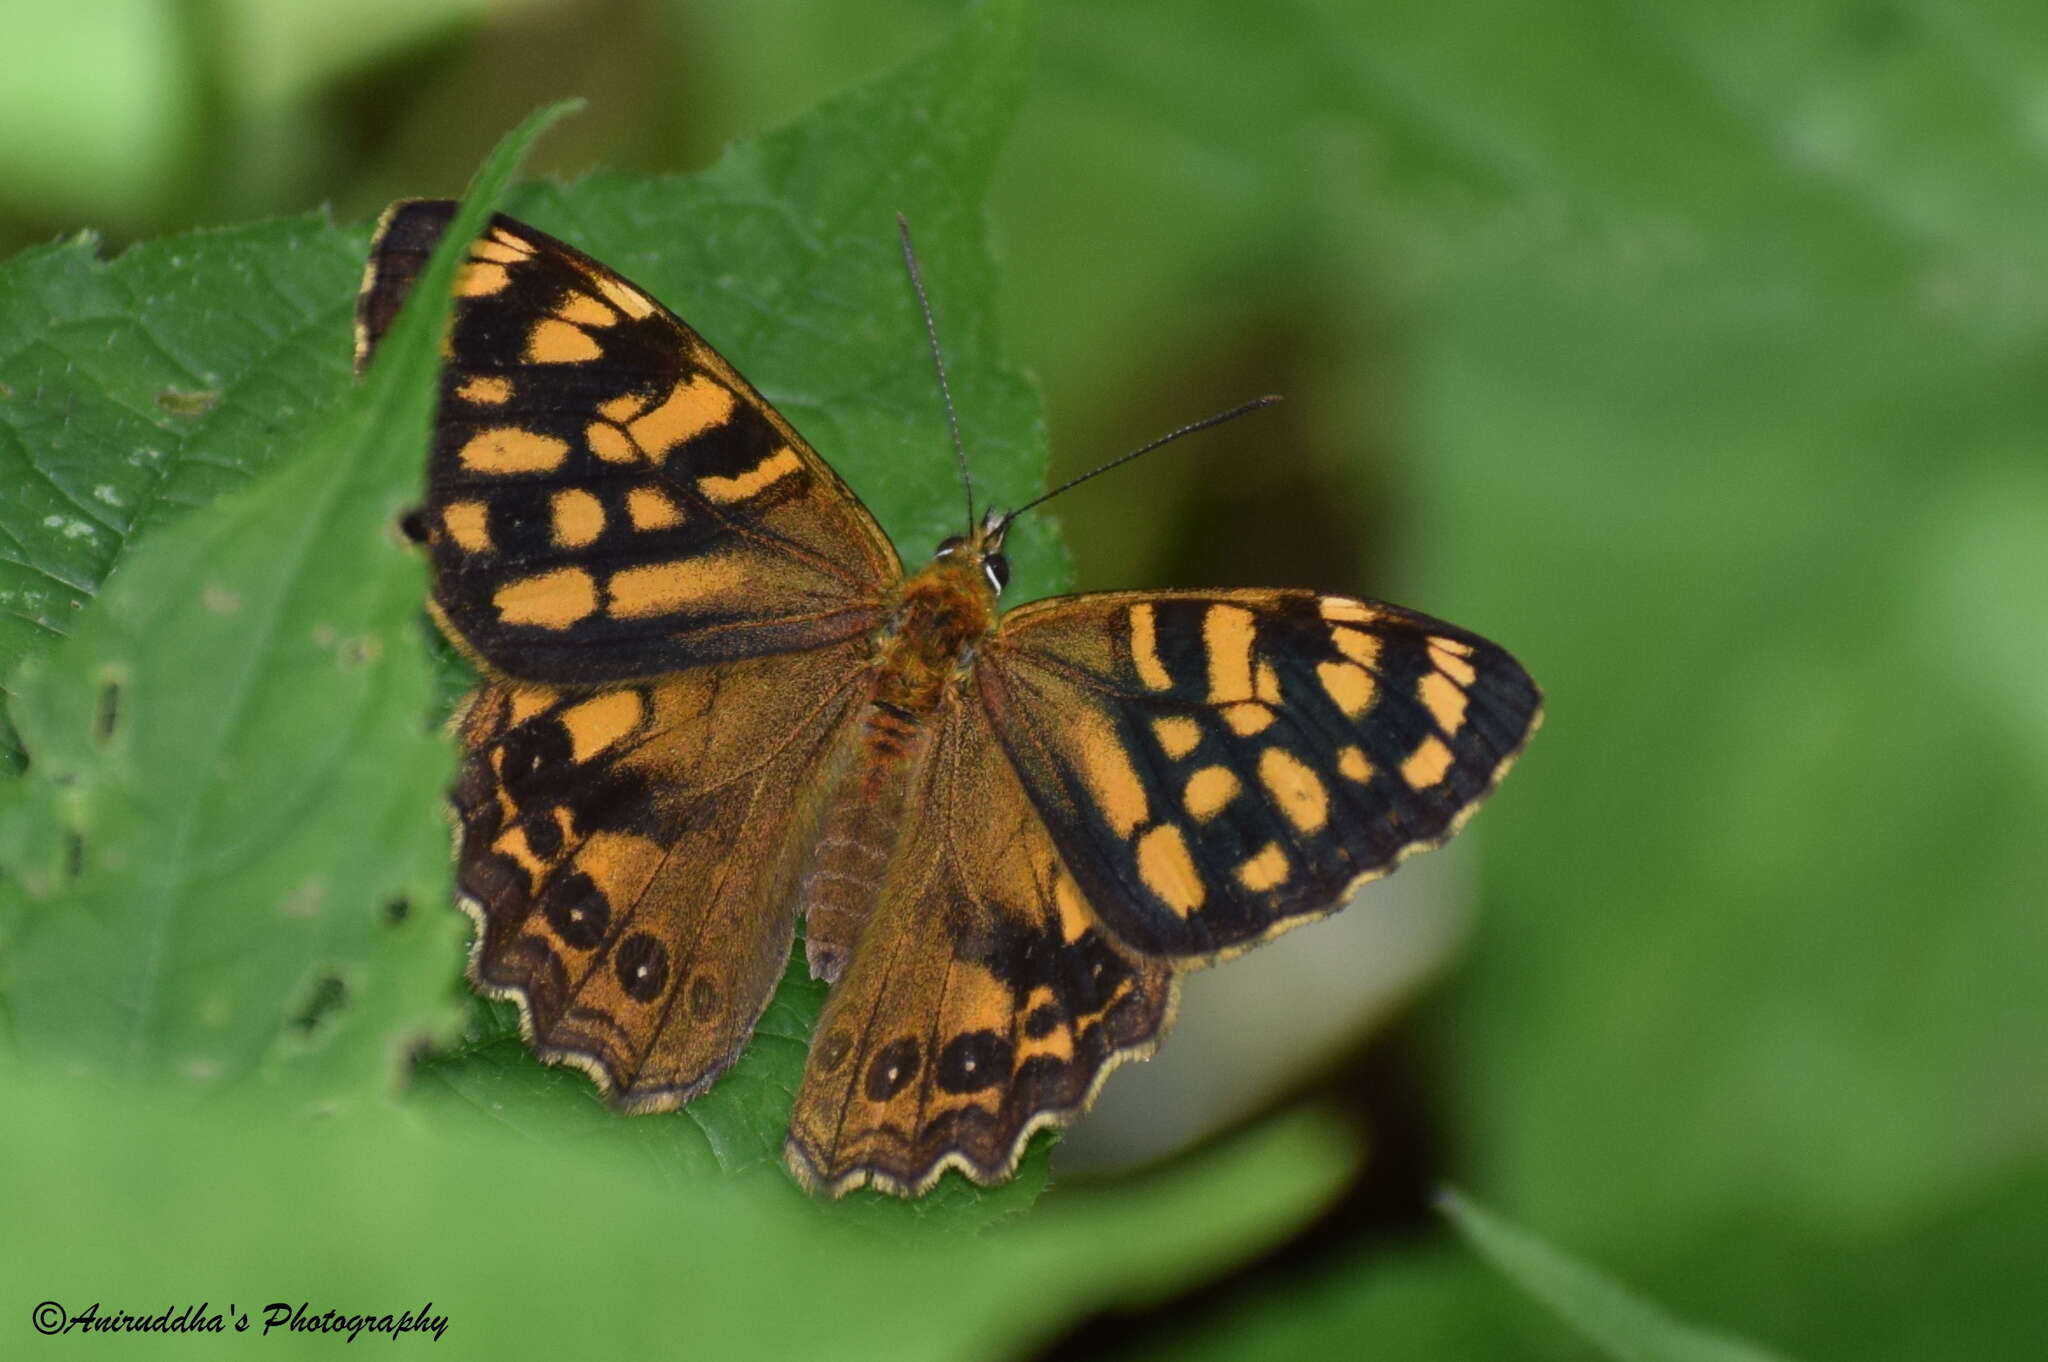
977;589;1542;961
786;690;1176;1196
358;200;1542;1198
356;201;899;683
453;644;868;1109
356;204;893;1107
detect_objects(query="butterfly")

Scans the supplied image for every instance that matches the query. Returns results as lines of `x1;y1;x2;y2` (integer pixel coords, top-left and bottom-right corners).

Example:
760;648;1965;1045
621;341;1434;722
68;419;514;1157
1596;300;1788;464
354;201;1542;1197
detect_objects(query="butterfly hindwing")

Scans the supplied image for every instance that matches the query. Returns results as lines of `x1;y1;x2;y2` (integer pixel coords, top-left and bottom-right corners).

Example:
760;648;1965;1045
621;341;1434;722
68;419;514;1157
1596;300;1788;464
785;691;1176;1196
978;589;1542;960
357;201;900;684
454;641;870;1107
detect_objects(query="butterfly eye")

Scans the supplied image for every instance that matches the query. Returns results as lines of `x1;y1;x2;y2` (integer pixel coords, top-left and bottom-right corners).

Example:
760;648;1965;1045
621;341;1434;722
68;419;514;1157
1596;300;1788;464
935;536;965;558
983;553;1010;593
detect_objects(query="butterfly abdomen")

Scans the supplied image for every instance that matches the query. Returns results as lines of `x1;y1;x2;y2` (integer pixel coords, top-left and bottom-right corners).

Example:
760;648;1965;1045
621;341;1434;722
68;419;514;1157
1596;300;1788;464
800;703;925;982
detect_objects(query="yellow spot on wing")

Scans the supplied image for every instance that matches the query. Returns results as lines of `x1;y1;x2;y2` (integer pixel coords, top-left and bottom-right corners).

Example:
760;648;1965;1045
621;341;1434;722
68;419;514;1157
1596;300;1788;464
586;422;634;463
1136;825;1204;914
1317;660;1375;717
494;568;597;629
1237;841;1289;892
456;262;510;297
1256;662;1282;704
1053;873;1092;942
936;968;1017;1061
1017;982;1075;1061
458;426;569;474
1183;765;1240;820
626;486;684;530
442;501;491;553
456;375;512;405
1333;627;1380;669
1223;703;1274;736
699;446;802;503
1204;604;1256;702
598;393;644;423
1072;708;1149;837
557;293;617;328
1321;597;1377;623
1338;745;1372;782
492;826;547;881
1419;671;1469;735
628;376;734;459
506;688;552;724
592;272;657;319
526;318;602;364
475;232;533;263
1259;747;1328;833
1129;604;1171;690
559;690;646;762
607;555;747;618
1429;637;1478;686
550;489;605;548
1402;736;1455;788
1152;715;1201;760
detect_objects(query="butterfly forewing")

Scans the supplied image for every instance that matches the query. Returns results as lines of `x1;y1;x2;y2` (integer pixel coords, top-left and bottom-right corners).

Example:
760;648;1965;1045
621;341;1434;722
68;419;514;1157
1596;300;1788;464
357;201;899;684
979;589;1541;960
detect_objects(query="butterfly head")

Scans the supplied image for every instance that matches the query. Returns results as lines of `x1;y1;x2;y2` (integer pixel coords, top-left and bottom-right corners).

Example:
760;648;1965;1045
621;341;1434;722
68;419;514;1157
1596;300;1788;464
891;507;1006;675
931;506;1011;597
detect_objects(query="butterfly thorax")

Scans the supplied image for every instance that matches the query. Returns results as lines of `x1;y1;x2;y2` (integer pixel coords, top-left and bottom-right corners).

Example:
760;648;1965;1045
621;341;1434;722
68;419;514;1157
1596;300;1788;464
870;553;999;711
799;541;1001;982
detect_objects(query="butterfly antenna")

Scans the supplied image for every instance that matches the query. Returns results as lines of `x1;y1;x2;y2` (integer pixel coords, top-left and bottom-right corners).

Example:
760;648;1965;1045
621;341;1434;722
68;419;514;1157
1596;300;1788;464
898;215;976;532
1002;395;1282;525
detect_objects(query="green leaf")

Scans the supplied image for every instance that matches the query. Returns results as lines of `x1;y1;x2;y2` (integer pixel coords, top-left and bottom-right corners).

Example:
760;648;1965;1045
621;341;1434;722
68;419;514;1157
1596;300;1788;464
0;216;370;769
0;103;578;1103
1440;1189;1801;1362
210;0;494;121
0;5;197;228
1372;0;2048;1254
0;1070;1351;1361
1125;1189;1809;1362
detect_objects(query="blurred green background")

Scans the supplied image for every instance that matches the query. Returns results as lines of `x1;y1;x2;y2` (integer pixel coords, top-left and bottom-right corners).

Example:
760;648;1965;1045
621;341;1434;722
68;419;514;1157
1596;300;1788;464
2;1;2045;1359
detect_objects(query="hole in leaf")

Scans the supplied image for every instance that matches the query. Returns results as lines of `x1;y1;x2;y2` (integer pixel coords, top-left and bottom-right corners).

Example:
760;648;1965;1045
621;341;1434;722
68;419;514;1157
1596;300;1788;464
397;507;429;543
289;974;350;1035
157;386;219;416
383;896;411;927
64;829;84;880
337;636;382;669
